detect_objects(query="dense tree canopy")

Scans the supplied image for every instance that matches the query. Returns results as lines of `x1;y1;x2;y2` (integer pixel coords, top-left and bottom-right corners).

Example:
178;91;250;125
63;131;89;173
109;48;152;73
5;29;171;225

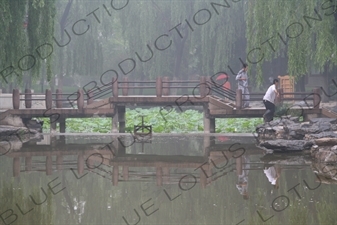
0;0;336;90
246;0;337;86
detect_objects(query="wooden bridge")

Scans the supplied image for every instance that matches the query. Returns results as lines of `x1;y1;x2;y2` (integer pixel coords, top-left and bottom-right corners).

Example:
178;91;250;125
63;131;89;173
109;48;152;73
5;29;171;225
0;76;325;133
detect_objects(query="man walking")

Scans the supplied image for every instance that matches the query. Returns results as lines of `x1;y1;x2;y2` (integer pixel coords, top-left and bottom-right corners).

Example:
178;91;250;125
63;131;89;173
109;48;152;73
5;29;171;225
236;63;250;108
263;78;279;122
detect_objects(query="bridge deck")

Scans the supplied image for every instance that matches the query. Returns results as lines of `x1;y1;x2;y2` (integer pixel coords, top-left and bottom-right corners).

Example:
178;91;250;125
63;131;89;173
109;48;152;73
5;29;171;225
1;99;322;119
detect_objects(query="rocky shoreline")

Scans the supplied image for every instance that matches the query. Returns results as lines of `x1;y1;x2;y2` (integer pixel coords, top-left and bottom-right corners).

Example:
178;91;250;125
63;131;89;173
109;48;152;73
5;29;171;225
0;115;43;153
256;117;337;163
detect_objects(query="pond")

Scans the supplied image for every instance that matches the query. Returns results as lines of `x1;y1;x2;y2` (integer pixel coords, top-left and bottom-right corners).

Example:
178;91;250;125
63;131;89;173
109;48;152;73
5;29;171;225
0;134;336;225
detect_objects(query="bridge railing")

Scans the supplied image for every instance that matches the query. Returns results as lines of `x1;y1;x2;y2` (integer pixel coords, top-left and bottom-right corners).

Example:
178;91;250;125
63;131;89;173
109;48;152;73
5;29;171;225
11;76;217;110
114;77;204;97
237;88;321;109
12;82;322;111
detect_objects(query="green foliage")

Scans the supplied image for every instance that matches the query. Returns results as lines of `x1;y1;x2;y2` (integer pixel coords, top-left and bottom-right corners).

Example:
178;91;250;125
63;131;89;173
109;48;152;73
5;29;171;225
246;0;337;87
39;108;263;133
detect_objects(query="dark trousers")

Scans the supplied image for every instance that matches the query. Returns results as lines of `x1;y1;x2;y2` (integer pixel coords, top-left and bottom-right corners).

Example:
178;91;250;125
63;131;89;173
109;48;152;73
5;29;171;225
263;100;275;122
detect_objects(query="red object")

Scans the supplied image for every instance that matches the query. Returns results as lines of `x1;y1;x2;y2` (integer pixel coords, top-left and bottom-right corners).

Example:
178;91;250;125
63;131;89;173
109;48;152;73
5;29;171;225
216;73;231;90
218;136;229;142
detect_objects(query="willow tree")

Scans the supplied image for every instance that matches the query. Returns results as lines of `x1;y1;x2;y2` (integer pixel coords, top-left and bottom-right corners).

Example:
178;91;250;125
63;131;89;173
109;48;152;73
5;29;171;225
52;0;127;91
0;0;27;90
116;0;246;81
0;0;56;91
245;0;337;89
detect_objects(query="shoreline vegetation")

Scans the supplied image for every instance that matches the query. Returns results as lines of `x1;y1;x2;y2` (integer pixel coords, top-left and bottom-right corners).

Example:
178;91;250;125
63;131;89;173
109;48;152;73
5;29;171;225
39;108;264;134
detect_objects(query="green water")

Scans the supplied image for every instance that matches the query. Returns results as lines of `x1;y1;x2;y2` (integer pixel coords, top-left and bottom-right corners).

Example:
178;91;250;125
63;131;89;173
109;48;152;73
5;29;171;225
0;135;336;225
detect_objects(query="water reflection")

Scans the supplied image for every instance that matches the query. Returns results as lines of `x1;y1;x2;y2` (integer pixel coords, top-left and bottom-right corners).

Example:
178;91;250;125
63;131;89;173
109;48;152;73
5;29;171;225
1;134;337;225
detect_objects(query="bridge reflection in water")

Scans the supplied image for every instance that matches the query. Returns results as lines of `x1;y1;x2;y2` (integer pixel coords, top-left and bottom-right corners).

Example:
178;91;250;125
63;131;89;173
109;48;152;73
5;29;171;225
5;134;314;189
3;134;337;225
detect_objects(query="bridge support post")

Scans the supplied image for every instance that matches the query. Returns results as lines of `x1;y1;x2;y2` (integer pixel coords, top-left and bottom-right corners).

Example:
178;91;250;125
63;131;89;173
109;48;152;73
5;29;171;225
162;76;170;96
25;156;32;171
236;89;242;109
156;77;163;97
56;89;62;108
156;167;163;186
50;115;57;132
56;155;63;171
199;76;207;98
123;166;129;181
112;111;118;133
77;89;84;110
210;118;215;133
87;89;93;105
118;106;126;133
13;157;20;177
77;153;84;175
206;76;212;95
200;169;207;189
25;89;32;108
236;157;243;177
46;155;52;175
112;77;119;97
45;89;52;109
113;166;119;186
203;105;210;133
122;77;129;96
13;89;20;109
163;167;170;184
60;118;66;133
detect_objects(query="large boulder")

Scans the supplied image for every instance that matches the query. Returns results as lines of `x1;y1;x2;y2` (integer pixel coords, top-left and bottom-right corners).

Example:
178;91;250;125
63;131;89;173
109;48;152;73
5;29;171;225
0;114;25;127
259;140;314;152
0;125;39;142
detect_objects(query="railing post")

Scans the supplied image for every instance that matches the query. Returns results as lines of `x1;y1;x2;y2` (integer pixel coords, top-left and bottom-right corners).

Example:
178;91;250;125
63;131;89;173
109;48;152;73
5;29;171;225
236;89;242;109
313;88;320;109
87;89;93;105
56;89;62;108
45;89;52;109
25;89;32;109
12;89;20;109
112;77;118;97
156;77;162;97
77;89;84;110
122;77;129;96
162;76;170;96
199;76;206;98
206;76;211;95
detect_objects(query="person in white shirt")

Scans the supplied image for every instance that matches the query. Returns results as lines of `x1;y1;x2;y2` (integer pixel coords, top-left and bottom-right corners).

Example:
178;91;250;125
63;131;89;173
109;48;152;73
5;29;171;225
263;165;281;189
262;79;279;122
236;63;250;108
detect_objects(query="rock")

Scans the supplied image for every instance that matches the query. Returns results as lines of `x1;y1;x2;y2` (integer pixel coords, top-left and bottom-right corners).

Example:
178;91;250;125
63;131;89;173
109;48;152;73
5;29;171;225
314;138;337;146
311;143;337;163
23;118;44;133
0;115;25;127
259;140;314;152
289;117;300;122
310;118;337;124
304;131;337;140
286;123;331;140
256;116;337;155
312;163;337;184
0;125;39;142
